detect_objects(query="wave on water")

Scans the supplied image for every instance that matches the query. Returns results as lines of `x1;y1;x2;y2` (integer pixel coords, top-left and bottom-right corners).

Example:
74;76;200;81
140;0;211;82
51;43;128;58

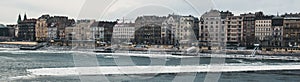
5;75;37;81
0;56;16;60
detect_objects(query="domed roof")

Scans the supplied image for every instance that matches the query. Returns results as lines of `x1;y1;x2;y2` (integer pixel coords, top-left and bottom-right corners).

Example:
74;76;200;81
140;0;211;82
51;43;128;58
0;24;6;28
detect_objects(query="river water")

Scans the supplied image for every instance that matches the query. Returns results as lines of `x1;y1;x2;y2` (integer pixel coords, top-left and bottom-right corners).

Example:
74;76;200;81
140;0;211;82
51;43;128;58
0;50;300;82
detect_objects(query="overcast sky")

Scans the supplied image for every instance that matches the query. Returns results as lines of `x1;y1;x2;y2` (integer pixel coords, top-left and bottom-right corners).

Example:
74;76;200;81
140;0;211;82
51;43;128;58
0;0;299;24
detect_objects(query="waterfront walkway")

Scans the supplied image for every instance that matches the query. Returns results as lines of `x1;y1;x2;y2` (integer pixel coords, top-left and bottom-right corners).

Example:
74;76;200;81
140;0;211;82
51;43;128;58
96;52;300;61
201;53;300;61
0;42;38;45
28;65;300;76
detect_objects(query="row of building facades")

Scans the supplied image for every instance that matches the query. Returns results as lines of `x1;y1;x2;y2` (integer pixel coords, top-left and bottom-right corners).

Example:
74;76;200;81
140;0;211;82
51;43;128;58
1;10;300;49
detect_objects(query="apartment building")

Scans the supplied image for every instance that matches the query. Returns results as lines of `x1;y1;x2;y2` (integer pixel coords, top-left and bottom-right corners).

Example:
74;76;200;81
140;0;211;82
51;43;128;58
226;16;244;47
112;23;135;43
255;16;273;47
35;19;48;41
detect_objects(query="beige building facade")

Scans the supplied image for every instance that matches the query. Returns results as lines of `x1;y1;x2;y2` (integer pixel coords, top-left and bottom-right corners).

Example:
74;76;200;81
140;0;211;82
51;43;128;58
35;19;48;41
177;16;199;49
72;20;95;48
199;10;231;50
225;16;244;46
255;19;272;40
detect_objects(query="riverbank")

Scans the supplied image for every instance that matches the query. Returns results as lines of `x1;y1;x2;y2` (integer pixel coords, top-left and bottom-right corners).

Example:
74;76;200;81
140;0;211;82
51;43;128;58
1;44;300;61
1;50;300;82
0;48;299;61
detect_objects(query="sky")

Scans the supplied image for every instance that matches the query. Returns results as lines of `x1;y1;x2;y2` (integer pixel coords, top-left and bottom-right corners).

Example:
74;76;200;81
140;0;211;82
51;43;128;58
0;0;299;24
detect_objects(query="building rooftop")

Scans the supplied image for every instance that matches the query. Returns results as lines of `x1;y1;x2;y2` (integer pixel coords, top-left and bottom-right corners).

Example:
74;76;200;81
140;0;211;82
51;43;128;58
256;15;274;20
0;24;7;28
115;23;135;27
284;17;300;20
272;16;284;19
166;14;181;22
202;9;220;17
90;21;117;27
